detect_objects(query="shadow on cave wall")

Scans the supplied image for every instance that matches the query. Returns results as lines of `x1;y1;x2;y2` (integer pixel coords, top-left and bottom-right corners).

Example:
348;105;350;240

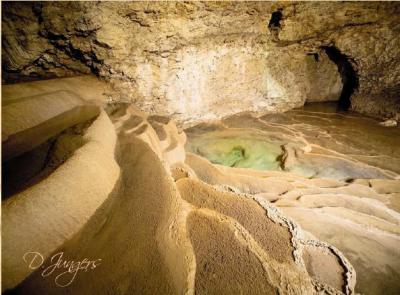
322;46;359;111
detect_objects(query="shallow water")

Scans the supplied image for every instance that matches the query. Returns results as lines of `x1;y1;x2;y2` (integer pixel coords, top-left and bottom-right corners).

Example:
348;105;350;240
186;103;400;180
186;133;284;171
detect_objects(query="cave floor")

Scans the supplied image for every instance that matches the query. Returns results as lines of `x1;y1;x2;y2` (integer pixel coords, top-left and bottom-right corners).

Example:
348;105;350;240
3;97;399;295
185;103;400;294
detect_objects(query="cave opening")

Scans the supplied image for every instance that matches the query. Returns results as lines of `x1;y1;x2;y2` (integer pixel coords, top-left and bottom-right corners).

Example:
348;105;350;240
322;46;359;111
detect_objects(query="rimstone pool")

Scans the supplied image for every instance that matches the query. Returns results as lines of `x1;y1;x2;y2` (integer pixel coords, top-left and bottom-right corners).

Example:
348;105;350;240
186;133;285;171
182;104;400;295
185;104;400;181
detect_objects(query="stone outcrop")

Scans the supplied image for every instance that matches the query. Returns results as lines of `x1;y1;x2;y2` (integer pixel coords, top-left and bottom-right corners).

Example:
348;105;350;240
2;2;399;122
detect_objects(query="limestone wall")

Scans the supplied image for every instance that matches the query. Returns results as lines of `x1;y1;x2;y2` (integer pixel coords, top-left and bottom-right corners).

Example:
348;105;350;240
2;2;399;121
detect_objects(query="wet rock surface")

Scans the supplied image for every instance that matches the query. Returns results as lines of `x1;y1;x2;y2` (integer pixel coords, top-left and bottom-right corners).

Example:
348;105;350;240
187;103;400;179
185;103;400;294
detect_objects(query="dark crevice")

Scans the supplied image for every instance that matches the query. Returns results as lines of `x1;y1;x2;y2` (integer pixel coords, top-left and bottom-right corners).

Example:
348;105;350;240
322;46;359;111
268;8;284;41
51;39;106;76
268;9;283;29
32;3;43;24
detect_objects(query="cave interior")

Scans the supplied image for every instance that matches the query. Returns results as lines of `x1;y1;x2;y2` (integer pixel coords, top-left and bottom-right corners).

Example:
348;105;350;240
1;2;400;295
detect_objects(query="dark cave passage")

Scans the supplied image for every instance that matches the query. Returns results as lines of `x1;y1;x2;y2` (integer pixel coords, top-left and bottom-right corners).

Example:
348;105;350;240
322;46;359;111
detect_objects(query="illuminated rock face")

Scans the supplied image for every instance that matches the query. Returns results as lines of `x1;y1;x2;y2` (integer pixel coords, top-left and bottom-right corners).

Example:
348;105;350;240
2;2;399;122
139;45;342;125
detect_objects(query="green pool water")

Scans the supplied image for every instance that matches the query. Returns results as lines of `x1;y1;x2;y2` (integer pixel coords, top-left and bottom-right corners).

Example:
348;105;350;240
187;136;284;171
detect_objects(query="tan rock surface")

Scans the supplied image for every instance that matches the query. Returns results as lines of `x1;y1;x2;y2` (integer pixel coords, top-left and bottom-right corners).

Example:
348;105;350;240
2;110;120;290
3;2;399;121
1;75;112;104
2;90;100;160
3;94;355;295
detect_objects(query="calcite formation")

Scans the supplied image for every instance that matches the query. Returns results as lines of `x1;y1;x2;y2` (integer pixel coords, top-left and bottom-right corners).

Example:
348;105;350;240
2;2;399;123
2;90;100;160
185;106;400;295
2;77;364;295
2;1;400;294
2;77;400;295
